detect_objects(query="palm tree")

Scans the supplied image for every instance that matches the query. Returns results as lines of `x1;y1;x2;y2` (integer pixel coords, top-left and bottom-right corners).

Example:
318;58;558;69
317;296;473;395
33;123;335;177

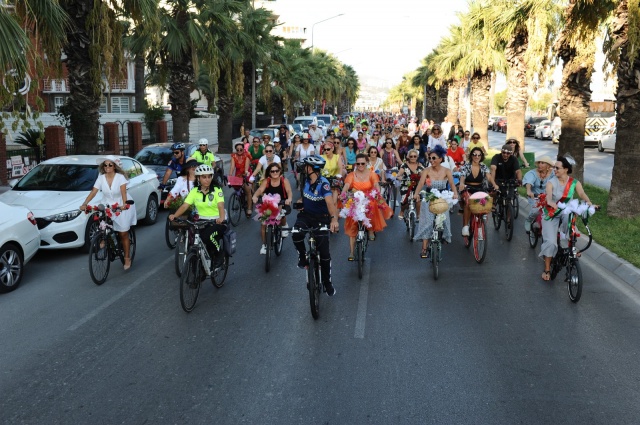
473;0;560;150
554;0;617;182
59;0;158;154
606;0;640;218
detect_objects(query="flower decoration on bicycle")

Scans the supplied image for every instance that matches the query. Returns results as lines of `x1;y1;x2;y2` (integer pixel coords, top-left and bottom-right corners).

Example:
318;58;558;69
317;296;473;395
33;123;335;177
84;203;130;219
339;190;390;228
421;189;458;211
254;193;286;226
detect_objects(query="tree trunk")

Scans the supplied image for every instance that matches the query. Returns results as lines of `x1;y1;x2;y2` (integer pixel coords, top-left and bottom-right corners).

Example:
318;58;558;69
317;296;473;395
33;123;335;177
61;0;100;154
217;69;234;154
609;0;640;218
555;5;595;183
134;55;146;112
470;70;491;151
504;27;529;151
242;61;253;130
167;57;194;143
446;81;460;122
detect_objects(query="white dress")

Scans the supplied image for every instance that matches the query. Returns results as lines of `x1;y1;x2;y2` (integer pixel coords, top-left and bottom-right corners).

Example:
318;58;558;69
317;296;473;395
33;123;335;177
93;173;137;232
169;176;196;199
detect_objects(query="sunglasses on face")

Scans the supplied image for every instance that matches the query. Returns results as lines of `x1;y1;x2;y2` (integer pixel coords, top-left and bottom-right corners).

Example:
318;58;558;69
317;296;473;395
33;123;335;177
429;156;439;161
356;162;366;165
104;163;115;167
553;166;562;170
501;151;512;155
408;155;418;159
235;148;244;151
269;169;281;174
264;150;273;153
472;153;482;157
253;140;260;143
472;137;480;140
173;151;182;155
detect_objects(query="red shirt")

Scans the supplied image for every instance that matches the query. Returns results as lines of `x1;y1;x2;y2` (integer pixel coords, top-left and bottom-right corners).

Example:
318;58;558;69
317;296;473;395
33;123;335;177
448;147;465;164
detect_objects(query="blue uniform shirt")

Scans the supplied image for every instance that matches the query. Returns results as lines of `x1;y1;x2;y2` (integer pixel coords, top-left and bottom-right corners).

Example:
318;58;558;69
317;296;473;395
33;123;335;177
302;176;332;215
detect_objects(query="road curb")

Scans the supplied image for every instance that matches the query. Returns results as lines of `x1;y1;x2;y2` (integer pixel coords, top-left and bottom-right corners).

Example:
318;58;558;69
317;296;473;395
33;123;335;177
518;195;640;293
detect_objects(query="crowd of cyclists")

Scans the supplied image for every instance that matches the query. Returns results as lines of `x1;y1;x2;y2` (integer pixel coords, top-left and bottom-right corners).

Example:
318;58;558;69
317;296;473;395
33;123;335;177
96;112;593;302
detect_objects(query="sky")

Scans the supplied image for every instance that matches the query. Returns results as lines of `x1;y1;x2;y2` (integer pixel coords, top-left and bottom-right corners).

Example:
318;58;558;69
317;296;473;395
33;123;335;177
270;0;470;86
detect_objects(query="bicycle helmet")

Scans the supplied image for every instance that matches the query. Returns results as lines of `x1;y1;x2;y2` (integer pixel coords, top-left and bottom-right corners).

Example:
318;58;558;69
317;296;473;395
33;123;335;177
195;164;214;176
198;138;209;146
302;155;326;170
171;142;186;150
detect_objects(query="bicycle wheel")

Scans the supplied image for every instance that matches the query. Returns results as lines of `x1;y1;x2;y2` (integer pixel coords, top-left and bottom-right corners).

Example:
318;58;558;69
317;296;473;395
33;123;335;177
567;259;583;303
473;217;487;264
228;192;242;227
128;227;136;263
174;231;187;277
357;239;364;279
180;250;201;312
388;186;397;216
550;253;563;280
511;196;520;219
493;203;502;230
528;227;539;248
274;226;284;256
308;255;320;320
408;213;416;241
211;253;228;288
88;233;110;285
165;216;177;249
504;203;514;241
431;241;439;280
265;226;272;272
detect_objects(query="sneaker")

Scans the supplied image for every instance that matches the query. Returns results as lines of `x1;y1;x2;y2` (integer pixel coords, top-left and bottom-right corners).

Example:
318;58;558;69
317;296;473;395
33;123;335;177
260;244;267;255
297;254;309;269
324;282;336;297
281;229;289;238
461;225;470;236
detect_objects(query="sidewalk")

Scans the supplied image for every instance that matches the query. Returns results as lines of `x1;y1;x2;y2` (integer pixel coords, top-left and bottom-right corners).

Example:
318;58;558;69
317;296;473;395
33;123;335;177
518;195;640;292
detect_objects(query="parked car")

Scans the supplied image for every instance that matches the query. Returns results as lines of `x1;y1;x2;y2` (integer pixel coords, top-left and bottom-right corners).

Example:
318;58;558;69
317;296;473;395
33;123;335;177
493;117;506;132
316;114;334;132
249;128;278;142
0;201;40;292
293;116;318;130
500;119;508;133
598;126;616;152
291;123;303;135
0;155;161;250
534;120;553;140
488;115;501;129
525;116;547;137
134;142;200;202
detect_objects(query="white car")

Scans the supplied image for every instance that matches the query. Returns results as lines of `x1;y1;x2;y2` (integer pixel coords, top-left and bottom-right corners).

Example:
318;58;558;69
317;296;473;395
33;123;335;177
598;127;616;152
0;155;161;250
534;120;553;140
0;201;40;292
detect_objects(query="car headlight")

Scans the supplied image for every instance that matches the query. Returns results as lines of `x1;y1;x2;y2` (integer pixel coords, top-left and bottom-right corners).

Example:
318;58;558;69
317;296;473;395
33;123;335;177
43;209;83;223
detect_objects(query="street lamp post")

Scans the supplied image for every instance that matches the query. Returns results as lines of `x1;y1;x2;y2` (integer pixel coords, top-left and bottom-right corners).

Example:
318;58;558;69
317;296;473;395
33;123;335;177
311;14;344;53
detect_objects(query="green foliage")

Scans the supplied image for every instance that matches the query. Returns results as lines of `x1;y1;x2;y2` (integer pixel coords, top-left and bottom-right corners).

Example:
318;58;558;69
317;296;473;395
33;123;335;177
143;105;166;135
529;92;553;114
494;89;507;112
14;129;45;162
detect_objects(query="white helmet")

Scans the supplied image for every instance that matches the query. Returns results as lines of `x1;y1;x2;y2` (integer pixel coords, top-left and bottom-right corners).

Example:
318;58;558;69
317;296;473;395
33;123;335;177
198;138;209;146
195;164;213;176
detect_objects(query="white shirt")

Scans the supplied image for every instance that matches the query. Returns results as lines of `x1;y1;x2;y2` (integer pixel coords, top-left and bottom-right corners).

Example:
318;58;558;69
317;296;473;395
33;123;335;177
308;128;324;143
427;135;447;151
440;121;453;139
296;144;316;160
259;155;281;168
169;176;196;199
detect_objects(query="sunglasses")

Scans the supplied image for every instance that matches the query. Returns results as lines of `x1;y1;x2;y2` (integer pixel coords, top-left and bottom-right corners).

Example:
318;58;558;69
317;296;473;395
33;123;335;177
235;147;244;151
253;140;260;143
501;150;512;155
269;169;281;174
104;163;115;167
471;153;482;157
173;151;182;155
553;166;562;170
356;162;366;165
507;141;517;144
429;156;439;161
472;137;480;140
408;155;418;159
264;150;274;153
324;148;333;151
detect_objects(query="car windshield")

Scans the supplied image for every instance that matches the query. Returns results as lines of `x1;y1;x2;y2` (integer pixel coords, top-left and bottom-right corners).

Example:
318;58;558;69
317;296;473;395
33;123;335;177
134;146;172;166
250;129;275;139
317;120;326;126
14;164;99;191
296;119;314;127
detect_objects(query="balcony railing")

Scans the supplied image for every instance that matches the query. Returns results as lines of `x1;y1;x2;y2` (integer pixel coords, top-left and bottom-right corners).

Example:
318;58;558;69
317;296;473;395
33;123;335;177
43;78;134;93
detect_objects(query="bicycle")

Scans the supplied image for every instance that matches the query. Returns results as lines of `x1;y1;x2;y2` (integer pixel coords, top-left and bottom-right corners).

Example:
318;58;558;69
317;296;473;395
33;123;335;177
86;202;137;285
492;180;518;241
549;203;598;303
382;167;399;215
528;197;544;249
227;175;250;227
462;189;490;264
291;224;330;320
262;201;291;273
355;220;370;279
174;218;231;312
170;219;193;277
428;213;445;279
404;193;418;242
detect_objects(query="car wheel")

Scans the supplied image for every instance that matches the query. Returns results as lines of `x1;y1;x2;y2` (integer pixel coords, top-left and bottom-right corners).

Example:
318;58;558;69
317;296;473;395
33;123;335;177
0;243;24;293
142;194;159;225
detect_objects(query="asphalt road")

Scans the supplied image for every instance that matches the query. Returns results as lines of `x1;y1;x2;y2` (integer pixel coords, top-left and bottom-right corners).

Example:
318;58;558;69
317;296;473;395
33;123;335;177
2;180;640;423
486;131;614;190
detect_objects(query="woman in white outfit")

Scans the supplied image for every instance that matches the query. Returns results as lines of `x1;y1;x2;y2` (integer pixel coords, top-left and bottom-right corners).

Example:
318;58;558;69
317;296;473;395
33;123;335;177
164;159;199;208
80;155;137;270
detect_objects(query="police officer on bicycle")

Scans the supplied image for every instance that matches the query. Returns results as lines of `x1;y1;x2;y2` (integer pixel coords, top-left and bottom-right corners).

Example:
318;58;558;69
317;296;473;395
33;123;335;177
292;155;339;296
160;142;188;188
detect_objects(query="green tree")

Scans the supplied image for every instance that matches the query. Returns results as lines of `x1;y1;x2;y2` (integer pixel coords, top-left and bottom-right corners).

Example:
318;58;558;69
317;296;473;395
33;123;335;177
494;90;507;112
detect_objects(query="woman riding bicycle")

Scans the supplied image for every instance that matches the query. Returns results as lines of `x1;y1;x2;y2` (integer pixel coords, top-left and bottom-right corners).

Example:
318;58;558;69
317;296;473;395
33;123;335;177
341;137;358;172
341;153;392;261
229;141;253;217
80;155;136;270
321;140;345;205
458;147;499;237
164;159;199;208
413;145;458;259
366;146;386;180
522;155;554;234
169;164;227;268
539;156;592;281
252;162;293;255
395;149;425;220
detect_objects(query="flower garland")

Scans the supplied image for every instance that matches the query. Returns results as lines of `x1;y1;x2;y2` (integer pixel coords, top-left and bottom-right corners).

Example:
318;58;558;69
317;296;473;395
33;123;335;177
165;194;194;212
84;203;130;220
254;193;284;226
422;188;459;207
338;190;390;229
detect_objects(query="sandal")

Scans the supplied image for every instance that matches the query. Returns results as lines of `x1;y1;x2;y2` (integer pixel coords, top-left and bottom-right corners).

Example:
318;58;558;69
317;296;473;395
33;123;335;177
368;234;376;241
541;270;550;281
124;257;131;271
348;255;355;262
245;210;252;218
398;214;404;220
420;249;429;259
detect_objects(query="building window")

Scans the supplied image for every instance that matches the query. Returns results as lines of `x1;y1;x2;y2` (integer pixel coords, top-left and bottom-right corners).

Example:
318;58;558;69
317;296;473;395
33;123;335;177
99;97;107;113
111;97;130;113
54;97;64;112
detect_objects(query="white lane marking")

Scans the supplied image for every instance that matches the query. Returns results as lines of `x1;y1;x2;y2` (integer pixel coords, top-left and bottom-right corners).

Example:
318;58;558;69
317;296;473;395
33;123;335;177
354;259;371;339
68;256;172;331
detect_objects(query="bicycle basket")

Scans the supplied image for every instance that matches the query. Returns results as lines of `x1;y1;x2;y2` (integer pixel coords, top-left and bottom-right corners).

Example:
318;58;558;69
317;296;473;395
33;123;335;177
468;192;493;215
227;175;244;187
223;228;237;256
429;198;449;214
